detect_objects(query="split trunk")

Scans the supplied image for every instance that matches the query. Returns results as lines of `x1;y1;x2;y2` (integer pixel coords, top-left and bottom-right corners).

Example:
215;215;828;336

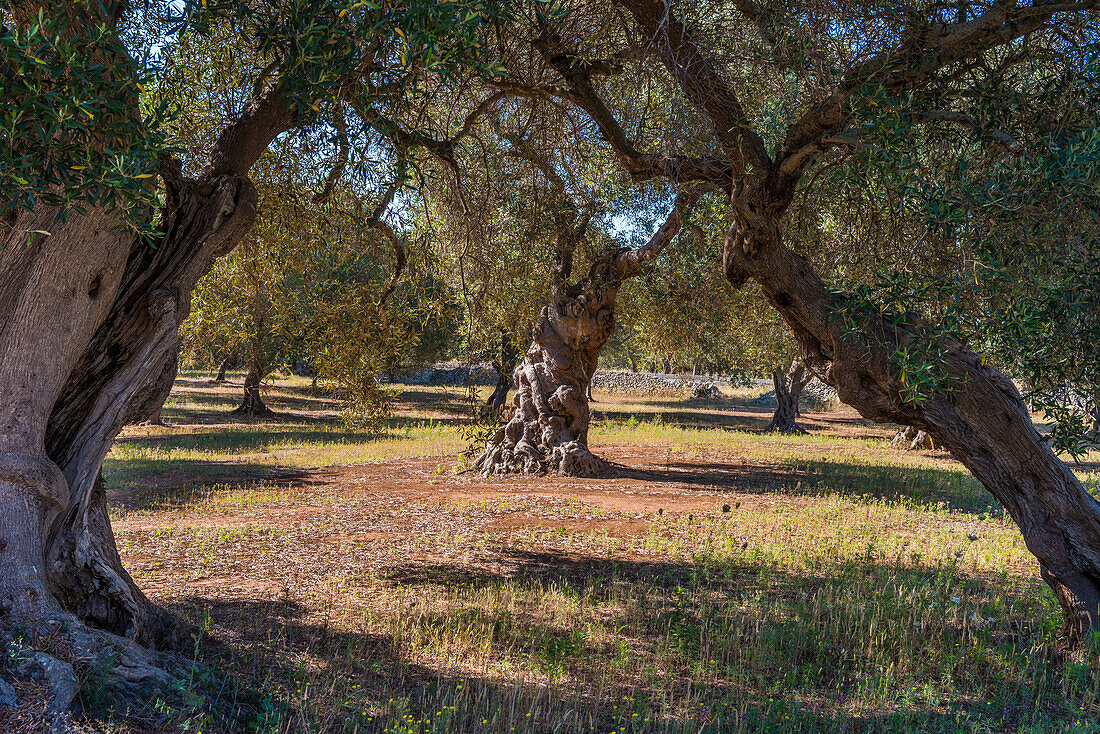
0;10;297;709
766;360;812;434
0;169;262;714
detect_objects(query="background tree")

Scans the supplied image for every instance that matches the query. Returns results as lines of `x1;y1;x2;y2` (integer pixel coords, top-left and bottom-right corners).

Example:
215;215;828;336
611;199;814;431
489;0;1100;639
475;186;703;476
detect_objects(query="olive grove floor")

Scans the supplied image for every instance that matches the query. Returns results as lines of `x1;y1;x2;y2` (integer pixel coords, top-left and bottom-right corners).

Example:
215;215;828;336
87;373;1100;733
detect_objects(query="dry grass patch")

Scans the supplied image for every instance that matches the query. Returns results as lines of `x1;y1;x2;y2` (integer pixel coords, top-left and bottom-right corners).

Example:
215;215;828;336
96;373;1100;734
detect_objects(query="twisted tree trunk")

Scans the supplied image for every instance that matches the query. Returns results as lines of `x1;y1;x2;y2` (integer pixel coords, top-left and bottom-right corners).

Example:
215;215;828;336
0;6;297;712
215;350;235;382
766;359;812;434
1;170;263;717
476;191;698;477
231;361;273;417
724;186;1100;643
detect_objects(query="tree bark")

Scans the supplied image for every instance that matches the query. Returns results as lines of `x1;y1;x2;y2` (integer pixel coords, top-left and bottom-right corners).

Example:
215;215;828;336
0;171;262;716
215;350;235;382
588;0;1100;643
723;186;1100;643
0;6;298;714
476;191;699;477
473;270;617;477
766;359;812;434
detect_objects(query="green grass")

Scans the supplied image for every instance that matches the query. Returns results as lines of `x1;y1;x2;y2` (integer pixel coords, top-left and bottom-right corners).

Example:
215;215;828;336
101;373;1100;734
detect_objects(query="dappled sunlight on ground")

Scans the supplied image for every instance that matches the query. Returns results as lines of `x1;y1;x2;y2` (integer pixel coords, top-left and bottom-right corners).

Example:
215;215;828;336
103;372;1100;733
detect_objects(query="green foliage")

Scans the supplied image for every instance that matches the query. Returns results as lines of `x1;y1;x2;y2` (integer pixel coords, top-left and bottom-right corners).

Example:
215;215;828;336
171;0;520;102
0;8;169;232
612;196;796;377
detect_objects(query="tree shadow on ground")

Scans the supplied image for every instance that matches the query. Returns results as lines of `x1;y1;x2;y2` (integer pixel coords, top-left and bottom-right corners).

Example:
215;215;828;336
158;548;1075;734
112;428;399;454
608;456;999;514
104;464;318;513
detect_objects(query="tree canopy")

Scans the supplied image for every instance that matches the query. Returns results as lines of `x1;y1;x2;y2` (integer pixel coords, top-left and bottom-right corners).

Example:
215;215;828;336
4;0;1100;722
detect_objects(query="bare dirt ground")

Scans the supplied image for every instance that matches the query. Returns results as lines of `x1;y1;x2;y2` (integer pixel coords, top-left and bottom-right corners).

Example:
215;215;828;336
95;375;1099;733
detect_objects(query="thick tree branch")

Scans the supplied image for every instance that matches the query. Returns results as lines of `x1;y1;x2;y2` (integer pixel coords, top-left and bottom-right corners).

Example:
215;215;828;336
843;0;1100;95
771;0;1093;197
351;90;509;165
916;110;1028;155
611;187;702;280
500;44;731;185
204;75;298;178
614;0;772;173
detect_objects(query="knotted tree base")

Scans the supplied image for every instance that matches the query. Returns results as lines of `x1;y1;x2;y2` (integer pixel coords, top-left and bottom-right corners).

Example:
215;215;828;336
475;362;611;478
474;304;613;479
474;191;699;478
0;612;191;730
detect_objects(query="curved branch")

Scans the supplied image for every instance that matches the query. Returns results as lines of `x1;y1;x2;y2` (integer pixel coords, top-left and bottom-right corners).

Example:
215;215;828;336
204;75;298;178
613;0;772;173
313;102;350;204
361;178;407;307
496;39;732;185
611;187;703;280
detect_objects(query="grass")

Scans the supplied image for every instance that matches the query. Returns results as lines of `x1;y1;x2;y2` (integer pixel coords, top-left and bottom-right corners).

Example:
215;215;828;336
95;372;1100;733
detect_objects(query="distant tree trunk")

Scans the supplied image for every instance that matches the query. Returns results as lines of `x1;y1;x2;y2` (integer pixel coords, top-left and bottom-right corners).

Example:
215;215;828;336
481;331;519;421
232;361;272;417
215;350;235;382
662;356;671;374
628;355;638;372
767;360;813;433
231;289;273;417
892;425;934;450
476;190;698;477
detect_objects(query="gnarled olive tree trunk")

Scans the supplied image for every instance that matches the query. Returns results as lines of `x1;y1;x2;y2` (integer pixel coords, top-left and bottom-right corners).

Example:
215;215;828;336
724;186;1100;642
0;70;296;716
476;191;698;477
232;361;273;417
766;359;811;434
215;350;236;382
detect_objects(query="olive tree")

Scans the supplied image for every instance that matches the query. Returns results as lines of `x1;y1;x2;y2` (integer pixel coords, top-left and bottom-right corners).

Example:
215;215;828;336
492;0;1100;640
0;0;514;715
